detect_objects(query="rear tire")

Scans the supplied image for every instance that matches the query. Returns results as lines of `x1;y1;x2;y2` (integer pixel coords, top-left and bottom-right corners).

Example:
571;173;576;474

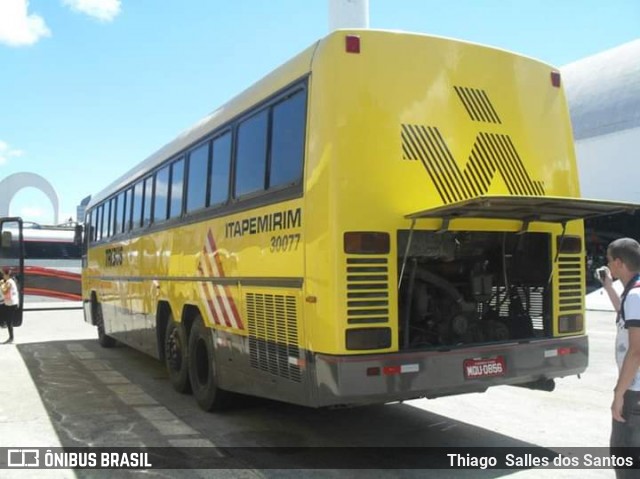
94;300;116;348
188;316;230;411
165;318;191;393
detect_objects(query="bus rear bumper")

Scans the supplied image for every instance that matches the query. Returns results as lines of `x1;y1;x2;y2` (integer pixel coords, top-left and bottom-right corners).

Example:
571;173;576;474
313;336;587;407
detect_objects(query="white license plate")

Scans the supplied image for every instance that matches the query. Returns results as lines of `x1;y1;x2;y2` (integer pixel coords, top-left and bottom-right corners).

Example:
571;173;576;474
463;356;506;379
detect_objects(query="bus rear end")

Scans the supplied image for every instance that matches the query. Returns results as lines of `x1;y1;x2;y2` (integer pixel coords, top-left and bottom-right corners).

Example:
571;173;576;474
302;30;629;406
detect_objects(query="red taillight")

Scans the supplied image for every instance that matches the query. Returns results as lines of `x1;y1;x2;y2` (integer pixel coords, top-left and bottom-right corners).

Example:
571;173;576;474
557;347;577;356
369;364;420;376
383;366;401;376
345;35;360;54
344;232;390;254
551;71;561;88
545;346;578;358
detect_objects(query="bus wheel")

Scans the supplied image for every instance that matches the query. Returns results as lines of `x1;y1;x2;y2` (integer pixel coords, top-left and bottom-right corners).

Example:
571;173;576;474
188;317;230;411
94;301;116;348
164;320;191;394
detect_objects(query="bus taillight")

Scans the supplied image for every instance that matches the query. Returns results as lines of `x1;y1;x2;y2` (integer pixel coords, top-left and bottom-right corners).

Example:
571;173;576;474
344;232;389;254
346;327;391;350
545;346;578;358
551;71;561;87
558;314;584;333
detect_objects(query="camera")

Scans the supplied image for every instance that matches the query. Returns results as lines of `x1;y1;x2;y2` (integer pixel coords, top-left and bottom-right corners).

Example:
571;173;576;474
594;266;609;282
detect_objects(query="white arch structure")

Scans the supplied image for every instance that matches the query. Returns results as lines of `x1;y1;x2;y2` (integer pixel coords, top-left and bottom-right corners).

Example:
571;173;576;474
0;172;59;224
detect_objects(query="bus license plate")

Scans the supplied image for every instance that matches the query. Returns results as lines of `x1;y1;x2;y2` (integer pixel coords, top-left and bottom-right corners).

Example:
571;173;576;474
463;356;506;379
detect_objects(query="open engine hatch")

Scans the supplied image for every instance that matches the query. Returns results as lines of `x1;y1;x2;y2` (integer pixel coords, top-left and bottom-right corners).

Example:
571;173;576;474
396;196;640;351
406;195;640;224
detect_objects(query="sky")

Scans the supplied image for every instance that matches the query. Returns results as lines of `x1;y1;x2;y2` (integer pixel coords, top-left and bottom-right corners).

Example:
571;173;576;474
0;0;638;224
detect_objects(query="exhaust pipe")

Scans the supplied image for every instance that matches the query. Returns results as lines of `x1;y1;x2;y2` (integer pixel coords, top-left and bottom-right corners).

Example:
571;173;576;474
514;378;556;392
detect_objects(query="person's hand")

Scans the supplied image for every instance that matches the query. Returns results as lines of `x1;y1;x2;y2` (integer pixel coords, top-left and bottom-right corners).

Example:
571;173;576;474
612;392;626;422
597;266;613;286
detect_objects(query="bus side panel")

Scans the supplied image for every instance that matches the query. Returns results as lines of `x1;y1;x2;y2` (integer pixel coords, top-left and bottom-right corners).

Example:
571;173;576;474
178;200;309;401
214;286;318;406
300;43;340;361
84;233;159;358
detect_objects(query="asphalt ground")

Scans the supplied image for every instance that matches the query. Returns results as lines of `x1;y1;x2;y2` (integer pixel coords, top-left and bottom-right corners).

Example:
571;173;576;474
0;306;624;478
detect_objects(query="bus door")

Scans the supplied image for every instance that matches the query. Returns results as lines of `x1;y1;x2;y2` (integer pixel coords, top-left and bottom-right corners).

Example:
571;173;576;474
0;218;25;326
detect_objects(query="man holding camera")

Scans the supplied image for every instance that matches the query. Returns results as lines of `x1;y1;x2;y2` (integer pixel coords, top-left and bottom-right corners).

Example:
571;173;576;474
596;237;640;476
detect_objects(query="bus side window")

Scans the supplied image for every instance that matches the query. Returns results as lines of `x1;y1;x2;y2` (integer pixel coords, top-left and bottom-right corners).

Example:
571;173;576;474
142;176;153;227
169;158;184;219
89;208;98;242
85;216;93;249
268;90;306;188
186;142;209;213
154;165;169;224
96;205;104;241
116;191;125;234
109;197;117;237
210;132;231;206
102;201;111;240
125;187;133;231
234;110;268;197
132;181;143;230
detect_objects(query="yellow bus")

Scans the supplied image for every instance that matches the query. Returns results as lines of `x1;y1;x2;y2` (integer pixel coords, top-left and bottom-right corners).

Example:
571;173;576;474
82;29;636;411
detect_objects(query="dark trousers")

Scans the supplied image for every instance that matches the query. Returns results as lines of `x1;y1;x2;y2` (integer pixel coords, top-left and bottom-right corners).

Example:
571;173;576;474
610;389;640;478
6;316;12;340
0;304;15;340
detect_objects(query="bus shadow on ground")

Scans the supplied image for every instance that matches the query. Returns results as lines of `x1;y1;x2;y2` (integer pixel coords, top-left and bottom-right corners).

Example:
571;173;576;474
16;339;554;478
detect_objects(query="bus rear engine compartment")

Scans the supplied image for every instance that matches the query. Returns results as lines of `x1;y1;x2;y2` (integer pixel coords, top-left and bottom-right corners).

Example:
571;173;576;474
397;231;551;350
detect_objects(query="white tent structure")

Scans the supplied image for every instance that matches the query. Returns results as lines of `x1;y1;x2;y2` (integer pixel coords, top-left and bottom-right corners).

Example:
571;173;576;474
563;39;640;203
563;39;640;311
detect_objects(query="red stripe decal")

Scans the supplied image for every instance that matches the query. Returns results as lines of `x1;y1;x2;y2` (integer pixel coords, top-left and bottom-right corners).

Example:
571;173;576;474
205;230;243;329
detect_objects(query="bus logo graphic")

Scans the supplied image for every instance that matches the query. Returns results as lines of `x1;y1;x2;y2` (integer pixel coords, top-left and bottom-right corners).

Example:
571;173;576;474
401;87;545;204
453;86;502;124
197;230;244;329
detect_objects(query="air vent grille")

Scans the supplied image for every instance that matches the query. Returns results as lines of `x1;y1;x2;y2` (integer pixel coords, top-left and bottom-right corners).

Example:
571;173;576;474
246;293;301;382
557;256;583;312
346;257;389;325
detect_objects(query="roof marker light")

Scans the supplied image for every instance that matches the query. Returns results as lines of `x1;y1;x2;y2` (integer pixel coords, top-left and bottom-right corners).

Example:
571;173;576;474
345;35;361;54
551;71;561;88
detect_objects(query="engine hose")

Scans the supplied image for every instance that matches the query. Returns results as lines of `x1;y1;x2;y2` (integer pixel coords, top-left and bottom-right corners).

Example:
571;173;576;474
413;268;476;312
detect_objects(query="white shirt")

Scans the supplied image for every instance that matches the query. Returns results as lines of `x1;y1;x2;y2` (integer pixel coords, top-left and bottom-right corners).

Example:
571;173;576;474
616;286;640;391
2;278;18;307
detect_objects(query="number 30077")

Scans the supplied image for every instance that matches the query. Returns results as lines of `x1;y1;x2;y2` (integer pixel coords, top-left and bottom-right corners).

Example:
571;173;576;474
270;234;301;252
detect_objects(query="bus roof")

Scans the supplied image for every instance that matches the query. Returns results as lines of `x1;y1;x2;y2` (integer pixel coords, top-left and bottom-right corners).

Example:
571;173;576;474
88;38;321;209
87;29;554;210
